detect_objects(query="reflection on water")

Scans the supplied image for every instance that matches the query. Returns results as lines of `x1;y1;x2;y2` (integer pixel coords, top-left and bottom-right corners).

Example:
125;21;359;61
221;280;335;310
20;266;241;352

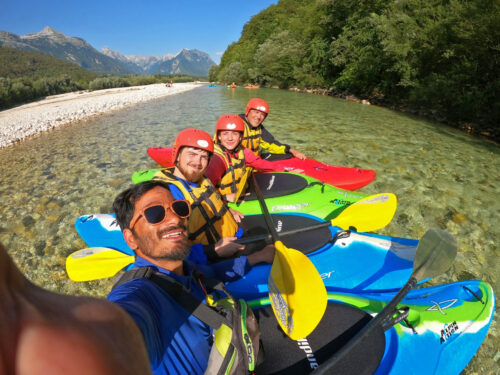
0;86;498;372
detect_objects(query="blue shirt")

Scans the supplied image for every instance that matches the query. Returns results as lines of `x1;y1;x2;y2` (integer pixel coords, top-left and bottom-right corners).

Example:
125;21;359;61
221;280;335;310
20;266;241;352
107;256;250;375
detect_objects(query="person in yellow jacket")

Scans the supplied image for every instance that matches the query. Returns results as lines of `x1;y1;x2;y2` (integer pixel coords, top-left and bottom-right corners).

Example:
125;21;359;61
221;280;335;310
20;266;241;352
240;97;307;160
153;128;274;262
206;114;303;203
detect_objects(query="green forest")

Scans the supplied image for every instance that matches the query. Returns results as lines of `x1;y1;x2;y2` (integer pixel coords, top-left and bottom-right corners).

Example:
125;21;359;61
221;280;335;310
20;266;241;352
211;0;499;140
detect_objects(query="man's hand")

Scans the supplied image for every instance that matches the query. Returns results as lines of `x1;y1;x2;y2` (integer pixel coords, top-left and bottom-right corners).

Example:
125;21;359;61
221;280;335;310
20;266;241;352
214;237;245;258
247;244;276;265
0;243;151;375
289;148;307;160
229;208;244;223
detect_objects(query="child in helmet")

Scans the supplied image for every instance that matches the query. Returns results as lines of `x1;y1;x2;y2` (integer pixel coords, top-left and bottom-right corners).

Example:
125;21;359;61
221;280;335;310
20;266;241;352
206;114;302;203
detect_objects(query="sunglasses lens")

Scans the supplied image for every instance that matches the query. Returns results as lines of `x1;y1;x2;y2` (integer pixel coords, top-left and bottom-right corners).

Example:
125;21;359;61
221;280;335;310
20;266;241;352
172;200;190;217
144;205;166;224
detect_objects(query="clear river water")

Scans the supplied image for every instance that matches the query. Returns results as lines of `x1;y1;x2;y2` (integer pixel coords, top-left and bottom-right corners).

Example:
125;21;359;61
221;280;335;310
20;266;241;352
0;85;498;373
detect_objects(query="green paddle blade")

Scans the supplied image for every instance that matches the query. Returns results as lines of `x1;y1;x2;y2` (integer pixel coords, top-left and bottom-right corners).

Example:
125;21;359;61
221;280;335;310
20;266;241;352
330;193;397;232
413;228;457;281
66;247;134;282
268;241;328;340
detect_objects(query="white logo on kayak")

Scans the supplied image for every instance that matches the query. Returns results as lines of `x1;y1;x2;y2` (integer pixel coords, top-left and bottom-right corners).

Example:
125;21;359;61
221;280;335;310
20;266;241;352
320;270;335;279
197;140;209;148
82;214;120;231
266;175;275;190
276;220;283;232
271;203;310;212
440;321;459;343
427;299;459;315
297;339;319;369
226;123;237;129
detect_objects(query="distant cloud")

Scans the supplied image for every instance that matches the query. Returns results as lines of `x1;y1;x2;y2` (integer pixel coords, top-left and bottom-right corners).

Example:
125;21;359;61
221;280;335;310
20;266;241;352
216;51;223;56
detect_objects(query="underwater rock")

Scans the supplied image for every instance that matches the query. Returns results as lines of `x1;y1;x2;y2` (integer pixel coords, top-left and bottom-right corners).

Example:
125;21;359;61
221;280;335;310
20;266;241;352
47;214;61;223
96;162;112;169
452;212;468;223
34;240;46;256
458;270;477;281
107;179;126;187
397;213;409;225
22;215;36;228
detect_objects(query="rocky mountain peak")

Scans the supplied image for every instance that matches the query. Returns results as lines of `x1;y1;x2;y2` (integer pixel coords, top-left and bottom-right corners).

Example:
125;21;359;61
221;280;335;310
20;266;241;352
1;27;215;76
39;26;61;36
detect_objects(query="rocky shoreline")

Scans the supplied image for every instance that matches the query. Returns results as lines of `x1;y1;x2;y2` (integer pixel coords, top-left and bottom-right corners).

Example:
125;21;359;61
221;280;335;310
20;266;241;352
0;82;201;149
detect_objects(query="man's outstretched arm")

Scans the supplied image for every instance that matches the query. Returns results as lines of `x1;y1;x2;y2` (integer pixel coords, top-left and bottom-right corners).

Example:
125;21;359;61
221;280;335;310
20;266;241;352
0;243;151;375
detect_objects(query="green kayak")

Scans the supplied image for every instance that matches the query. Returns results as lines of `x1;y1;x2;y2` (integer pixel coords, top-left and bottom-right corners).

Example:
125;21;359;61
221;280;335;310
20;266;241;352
131;169;368;220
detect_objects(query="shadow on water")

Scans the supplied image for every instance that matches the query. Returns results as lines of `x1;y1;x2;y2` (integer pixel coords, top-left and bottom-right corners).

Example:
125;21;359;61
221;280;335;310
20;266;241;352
0;85;498;373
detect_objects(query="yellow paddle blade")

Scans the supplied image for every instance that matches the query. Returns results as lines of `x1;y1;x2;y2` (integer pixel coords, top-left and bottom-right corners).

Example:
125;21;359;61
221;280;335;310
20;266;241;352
66;247;134;282
268;241;327;340
331;193;397;232
234;167;252;202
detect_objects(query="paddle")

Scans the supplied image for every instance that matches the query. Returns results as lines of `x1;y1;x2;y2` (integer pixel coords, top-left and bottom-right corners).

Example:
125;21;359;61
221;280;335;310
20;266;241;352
251;173;328;340
66;193;396;282
315;228;457;374
233;167;252;203
66;247;134;282
236;192;397;245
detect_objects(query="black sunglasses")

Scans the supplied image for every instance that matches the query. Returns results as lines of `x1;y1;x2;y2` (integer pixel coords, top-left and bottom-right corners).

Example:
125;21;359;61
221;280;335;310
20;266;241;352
129;200;191;229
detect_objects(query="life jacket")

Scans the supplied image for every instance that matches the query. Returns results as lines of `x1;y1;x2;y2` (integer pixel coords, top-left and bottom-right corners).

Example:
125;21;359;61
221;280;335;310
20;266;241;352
240;115;262;155
112;266;262;375
153;168;239;245
213;145;251;201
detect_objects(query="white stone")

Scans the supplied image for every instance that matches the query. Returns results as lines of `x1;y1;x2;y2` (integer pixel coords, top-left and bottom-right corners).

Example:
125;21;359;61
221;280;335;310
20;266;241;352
0;82;203;149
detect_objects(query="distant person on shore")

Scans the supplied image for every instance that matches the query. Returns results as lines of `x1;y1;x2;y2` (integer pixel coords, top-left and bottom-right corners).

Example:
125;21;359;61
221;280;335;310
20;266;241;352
240;97;307;161
205;114;303;202
152;128;276;262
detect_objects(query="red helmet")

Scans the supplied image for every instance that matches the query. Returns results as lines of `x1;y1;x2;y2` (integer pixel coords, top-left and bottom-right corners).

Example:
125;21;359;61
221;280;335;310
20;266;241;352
216;114;245;133
245;98;269;117
171;128;214;162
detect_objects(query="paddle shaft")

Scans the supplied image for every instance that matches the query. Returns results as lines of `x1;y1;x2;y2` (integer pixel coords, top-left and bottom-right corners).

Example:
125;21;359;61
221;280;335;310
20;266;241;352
315;277;418;374
251;175;280;242
236;220;331;245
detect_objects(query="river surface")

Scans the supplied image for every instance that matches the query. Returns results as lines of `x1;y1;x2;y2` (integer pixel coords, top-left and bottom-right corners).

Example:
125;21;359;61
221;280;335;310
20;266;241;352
0;85;498;373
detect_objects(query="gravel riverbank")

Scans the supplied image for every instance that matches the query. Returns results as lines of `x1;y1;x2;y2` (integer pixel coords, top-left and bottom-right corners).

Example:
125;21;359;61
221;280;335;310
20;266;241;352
0;82;202;149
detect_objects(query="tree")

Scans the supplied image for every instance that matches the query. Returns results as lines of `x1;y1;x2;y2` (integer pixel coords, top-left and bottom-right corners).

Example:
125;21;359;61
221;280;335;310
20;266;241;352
254;31;306;88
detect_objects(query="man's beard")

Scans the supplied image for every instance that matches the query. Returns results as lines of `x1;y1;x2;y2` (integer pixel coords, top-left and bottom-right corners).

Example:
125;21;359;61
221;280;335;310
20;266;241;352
135;225;190;261
177;162;203;183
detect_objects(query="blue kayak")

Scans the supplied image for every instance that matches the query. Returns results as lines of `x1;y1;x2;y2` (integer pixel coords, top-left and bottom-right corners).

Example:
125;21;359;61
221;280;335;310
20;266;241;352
74;212;495;373
249;280;495;374
75;212;419;293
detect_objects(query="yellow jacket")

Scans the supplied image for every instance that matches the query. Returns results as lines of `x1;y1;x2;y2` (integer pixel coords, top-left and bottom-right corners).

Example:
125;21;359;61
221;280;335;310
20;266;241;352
153;168;239;245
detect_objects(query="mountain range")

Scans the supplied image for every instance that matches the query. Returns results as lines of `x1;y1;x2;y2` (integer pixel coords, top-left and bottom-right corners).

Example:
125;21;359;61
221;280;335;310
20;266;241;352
0;26;216;77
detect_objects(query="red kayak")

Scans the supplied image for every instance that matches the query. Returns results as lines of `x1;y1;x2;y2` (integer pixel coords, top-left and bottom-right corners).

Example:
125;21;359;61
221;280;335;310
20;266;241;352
147;147;376;190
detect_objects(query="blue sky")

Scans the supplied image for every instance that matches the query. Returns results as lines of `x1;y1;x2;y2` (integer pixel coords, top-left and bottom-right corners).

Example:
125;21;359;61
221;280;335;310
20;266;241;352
0;0;278;63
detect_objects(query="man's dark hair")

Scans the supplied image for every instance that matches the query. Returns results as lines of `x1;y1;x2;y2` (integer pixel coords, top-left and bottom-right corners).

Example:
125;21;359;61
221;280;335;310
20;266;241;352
113;180;171;230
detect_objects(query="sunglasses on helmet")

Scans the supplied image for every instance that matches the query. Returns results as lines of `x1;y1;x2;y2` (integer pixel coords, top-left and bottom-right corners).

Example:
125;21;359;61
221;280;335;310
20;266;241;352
129;200;191;229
